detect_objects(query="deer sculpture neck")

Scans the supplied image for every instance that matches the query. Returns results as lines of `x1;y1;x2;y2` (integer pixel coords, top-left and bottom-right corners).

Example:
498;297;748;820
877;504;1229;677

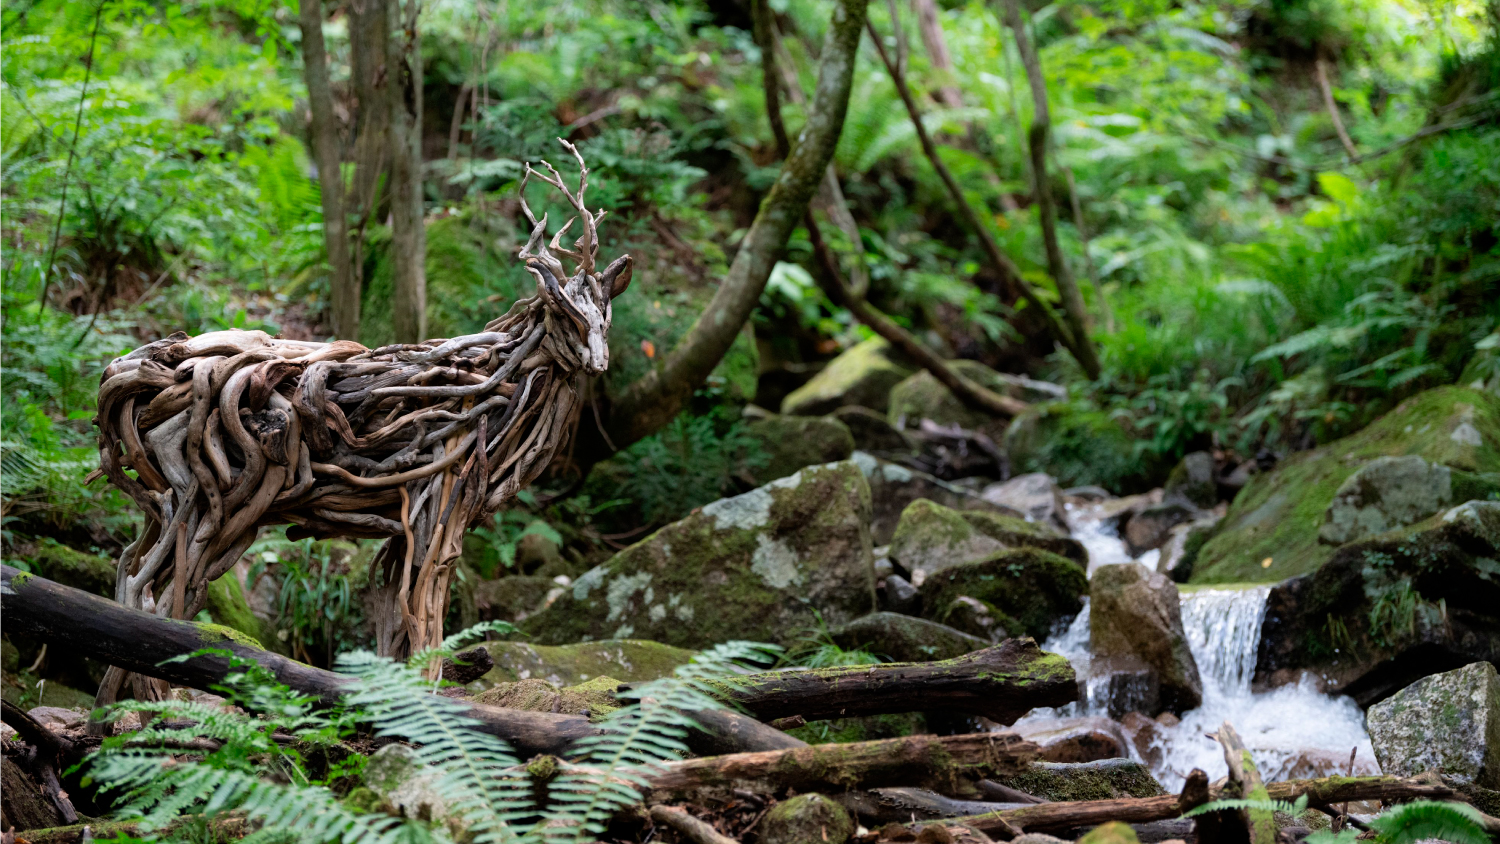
90;141;630;707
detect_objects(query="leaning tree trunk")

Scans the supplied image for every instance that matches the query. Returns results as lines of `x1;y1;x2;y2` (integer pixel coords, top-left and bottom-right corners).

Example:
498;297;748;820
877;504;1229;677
386;0;426;343
298;0;360;341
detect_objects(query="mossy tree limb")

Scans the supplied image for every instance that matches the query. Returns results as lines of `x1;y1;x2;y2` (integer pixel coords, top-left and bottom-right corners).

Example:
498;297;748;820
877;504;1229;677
1217;722;1277;844
704;638;1076;725
647;732;1039;802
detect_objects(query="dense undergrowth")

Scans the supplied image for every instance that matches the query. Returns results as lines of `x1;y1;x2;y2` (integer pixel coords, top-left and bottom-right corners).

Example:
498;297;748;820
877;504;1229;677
2;0;1498;641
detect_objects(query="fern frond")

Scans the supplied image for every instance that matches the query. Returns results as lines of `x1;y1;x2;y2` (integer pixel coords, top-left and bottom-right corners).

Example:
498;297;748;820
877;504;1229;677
408;620;517;668
1367;799;1490;844
1182;795;1307;818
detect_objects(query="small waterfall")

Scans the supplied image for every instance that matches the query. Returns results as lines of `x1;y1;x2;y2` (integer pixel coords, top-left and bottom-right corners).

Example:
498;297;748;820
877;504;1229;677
1178;586;1272;692
1022;510;1378;792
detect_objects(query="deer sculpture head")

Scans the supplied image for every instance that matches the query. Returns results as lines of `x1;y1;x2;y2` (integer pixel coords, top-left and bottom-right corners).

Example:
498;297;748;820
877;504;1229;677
518;140;633;376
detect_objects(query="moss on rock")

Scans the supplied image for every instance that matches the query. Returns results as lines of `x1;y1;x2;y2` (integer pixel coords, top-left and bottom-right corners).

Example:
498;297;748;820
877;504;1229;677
852;451;1021;546
829;612;987;662
25;540;114;596
889;499;1086;580
757;793;855;844
474;639;694;688
889;360;1062;440
741;415;855;486
1193;386;1500;583
470;676;622;718
917;547;1088;640
782;337;915;415
205;576;277;651
473;575;556;623
522;460;876;648
991;759;1165;802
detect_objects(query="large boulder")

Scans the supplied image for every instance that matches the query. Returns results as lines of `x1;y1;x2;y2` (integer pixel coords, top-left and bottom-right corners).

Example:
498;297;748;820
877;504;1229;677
830;612;988;662
1005;402;1155;492
1089;563;1203;715
981;473;1069;533
1193;386;1500;583
523;461;875;648
916;548;1089;640
474;639;694;688
782;337;915;416
1367;661;1500;787
741;415;855;486
888;498;1085;582
1256;499;1500;704
888;360;1063;439
852;451;1022;545
1318;455;1500;546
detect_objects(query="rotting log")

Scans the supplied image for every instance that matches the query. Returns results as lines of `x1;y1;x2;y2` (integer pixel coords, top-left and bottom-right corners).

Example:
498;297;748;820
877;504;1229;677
0;566;793;757
939;775;1459;836
705;638;1076;725
647;732;1038;802
11;817;251;844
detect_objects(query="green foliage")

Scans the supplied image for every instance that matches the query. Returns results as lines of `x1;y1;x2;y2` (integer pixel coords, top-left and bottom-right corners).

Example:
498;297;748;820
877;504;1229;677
1304;800;1492;844
603;406;768;528
1181;794;1309;818
84;633;778;843
246;535;374;667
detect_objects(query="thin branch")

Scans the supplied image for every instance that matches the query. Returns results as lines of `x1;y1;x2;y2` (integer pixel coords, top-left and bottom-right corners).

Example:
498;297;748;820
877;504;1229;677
37;0;104;318
1315;58;1359;160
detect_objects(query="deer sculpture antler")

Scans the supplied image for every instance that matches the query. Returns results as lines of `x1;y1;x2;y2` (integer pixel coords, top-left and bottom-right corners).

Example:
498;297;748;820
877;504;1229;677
88;141;632;707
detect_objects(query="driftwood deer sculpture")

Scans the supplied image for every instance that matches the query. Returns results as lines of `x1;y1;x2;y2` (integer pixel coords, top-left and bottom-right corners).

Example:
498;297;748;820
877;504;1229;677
90;143;630;703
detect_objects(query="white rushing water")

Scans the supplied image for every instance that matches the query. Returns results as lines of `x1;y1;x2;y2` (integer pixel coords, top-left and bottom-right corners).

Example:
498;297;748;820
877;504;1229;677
1023;511;1377;791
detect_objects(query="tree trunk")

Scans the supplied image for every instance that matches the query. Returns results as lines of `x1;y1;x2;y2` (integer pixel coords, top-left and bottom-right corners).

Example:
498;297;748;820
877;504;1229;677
298;0;360;341
605;0;870;449
998;0;1102;378
386;0;426;343
911;0;964;110
348;0;390;240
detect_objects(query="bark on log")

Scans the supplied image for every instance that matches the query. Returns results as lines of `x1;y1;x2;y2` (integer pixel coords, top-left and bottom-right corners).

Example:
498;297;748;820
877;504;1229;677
649;805;742;844
943;775;1459;835
0;566;789;757
708;638;1076;725
1218;722;1276;844
0;701;78;824
648;732;1038;802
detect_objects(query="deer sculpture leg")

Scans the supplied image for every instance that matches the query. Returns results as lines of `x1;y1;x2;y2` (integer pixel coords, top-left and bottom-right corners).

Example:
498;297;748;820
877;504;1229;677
89;141;630;708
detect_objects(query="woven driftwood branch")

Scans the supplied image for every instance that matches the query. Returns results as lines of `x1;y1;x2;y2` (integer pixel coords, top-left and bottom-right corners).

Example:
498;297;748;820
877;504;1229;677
89;142;632;678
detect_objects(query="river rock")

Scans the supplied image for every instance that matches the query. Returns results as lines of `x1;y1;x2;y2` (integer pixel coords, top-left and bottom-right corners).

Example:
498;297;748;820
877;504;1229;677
1318;455;1500;546
758;793;855;844
782;337;915;415
1005;402;1157;492
1082;656;1162;719
981;473;1069;533
882;572;921;614
1089;564;1202;714
832;405;915;453
853;451;1023;545
1123;502;1197;557
990;758;1165;801
470;676;622;717
363;744;464;837
1012;716;1130;763
940;596;1011;642
889;498;1085;582
917;548;1088;640
888;360;1064;440
475;639;694;687
1164;451;1217;509
1193;386;1500;583
1367;661;1500;787
741;415;855;486
831;612;987;662
1157;512;1221;579
1256;499;1500;704
523;460;875;648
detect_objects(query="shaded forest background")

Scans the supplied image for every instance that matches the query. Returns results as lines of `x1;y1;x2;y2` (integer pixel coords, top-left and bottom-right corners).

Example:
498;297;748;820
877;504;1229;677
3;0;1498;661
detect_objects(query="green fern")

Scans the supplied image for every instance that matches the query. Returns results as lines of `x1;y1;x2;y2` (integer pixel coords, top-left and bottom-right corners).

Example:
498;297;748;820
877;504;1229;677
1181;794;1308;819
1365;799;1492;844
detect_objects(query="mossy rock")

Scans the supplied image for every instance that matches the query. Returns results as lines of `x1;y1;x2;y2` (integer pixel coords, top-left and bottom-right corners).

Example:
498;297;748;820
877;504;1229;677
1256;499;1500;705
473;575;555;622
1316;455;1500;546
917;547;1088;640
889;499;1086;581
1193;386;1500;584
1367;661;1500;787
991;759;1165;802
829;612;987;662
470;676;622;718
831;405;915;453
888;360;1063;440
851;451;1022;546
24;540;114;596
1078;821;1141;844
782;337;915;415
757;793;855;844
474;639;694;688
741;415;855;486
522;460;875;648
205;576;278;651
1005;402;1152;492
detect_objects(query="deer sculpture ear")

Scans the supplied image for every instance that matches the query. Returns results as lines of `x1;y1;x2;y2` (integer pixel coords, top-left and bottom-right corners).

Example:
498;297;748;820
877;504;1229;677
602;254;633;299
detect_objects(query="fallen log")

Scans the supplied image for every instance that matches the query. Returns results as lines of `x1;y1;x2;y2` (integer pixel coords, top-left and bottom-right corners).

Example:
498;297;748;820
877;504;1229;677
706;638;1076;725
1217;722;1275;844
648;805;741;844
940;775;1458;835
648;732;1038;802
0;566;792;756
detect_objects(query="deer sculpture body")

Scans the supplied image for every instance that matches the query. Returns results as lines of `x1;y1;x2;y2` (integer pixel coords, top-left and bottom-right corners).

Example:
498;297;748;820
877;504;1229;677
90;144;629;704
